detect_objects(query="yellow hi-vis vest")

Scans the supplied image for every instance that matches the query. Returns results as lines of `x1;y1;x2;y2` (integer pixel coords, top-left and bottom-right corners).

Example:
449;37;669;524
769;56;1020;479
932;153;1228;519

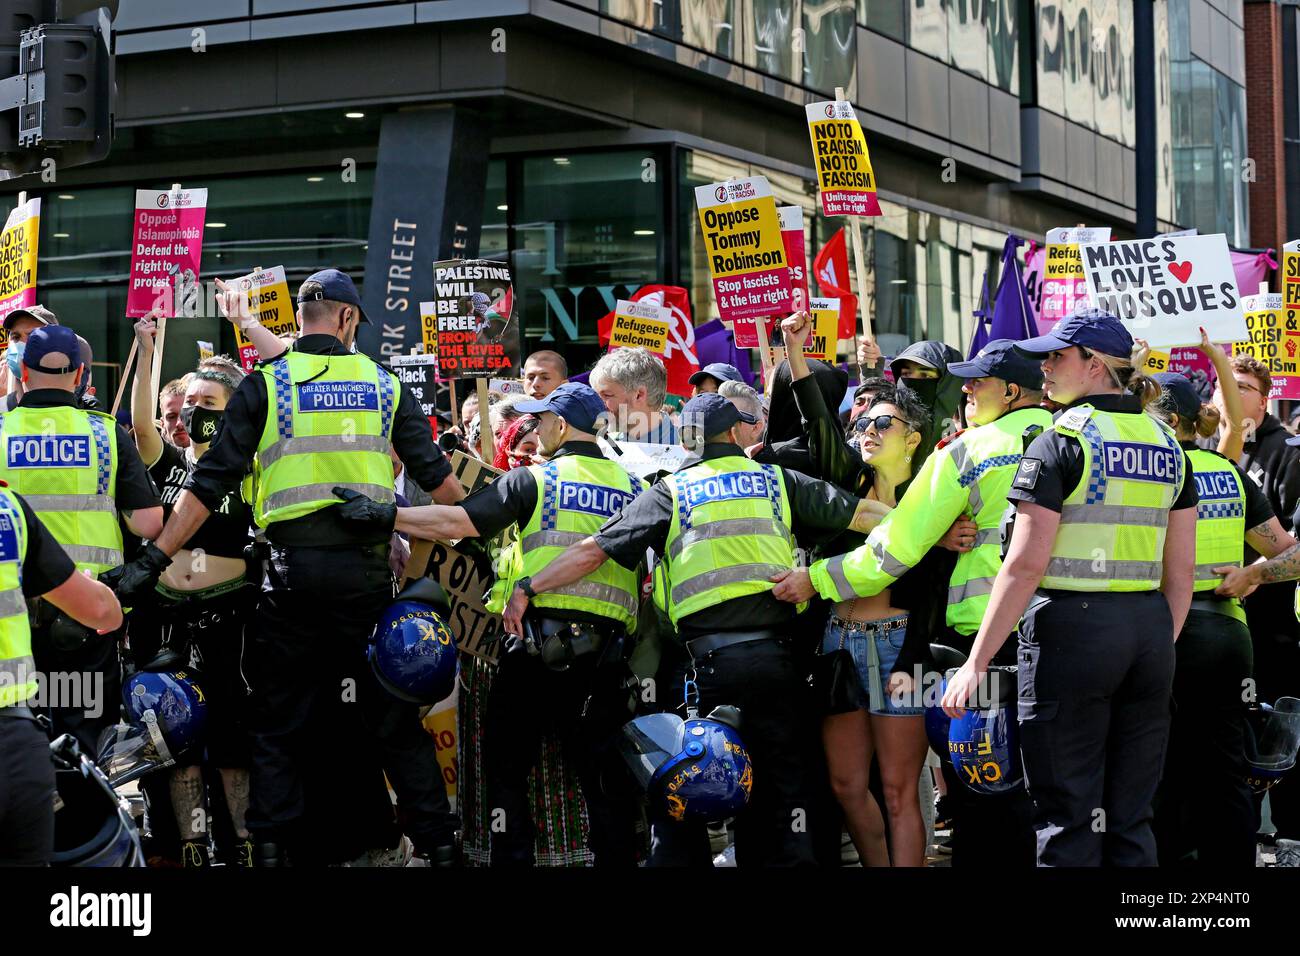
1039;404;1182;592
486;453;644;629
809;405;1054;635
659;456;796;627
254;351;399;528
1187;447;1248;624
0;404;123;576
0;488;34;706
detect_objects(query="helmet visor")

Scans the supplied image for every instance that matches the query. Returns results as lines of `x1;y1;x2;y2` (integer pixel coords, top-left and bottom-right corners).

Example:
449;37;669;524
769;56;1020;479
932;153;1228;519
95;721;178;787
619;713;685;790
1246;699;1300;772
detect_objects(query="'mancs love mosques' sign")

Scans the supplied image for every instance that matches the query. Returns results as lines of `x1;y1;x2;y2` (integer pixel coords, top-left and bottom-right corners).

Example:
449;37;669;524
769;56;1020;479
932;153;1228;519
1078;233;1246;349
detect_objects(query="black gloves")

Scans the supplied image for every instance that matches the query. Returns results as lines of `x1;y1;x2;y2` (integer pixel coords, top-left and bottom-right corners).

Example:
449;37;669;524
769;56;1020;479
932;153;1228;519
333;487;397;531
100;541;172;604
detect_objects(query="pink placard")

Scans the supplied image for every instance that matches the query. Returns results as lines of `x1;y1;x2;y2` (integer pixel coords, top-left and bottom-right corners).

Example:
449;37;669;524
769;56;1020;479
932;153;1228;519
127;187;208;318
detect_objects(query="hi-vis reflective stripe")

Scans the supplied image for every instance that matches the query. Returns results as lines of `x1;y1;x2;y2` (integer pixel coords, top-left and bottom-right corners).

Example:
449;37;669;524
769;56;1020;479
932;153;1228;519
666;517;789;561
0;587;26;617
258;434;391;469
671;562;787;606
972;527;999;547
551;578;638;615
20;493;117;515
263;482;395;513
1043;557;1162;580
1059;504;1169;527
0;651;34;685
871;539;911;577
948;576;997;604
1195;561;1240;578
823;553;852;599
64;545;123;567
521;529;588;552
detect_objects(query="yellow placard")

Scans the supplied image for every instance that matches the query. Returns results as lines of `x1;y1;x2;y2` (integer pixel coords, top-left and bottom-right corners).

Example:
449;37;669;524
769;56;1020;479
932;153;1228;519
419;299;438;355
0;197;40;349
803;297;840;361
805;101;881;217
696;182;787;280
197;340;214;362
1142;350;1170;374
421;697;458;802
609;299;670;354
1233;294;1300;397
232;265;297;370
1044;243;1083;280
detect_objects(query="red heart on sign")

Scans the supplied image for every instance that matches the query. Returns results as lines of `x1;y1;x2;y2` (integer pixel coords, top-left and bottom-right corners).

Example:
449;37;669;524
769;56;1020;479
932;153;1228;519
1168;261;1193;283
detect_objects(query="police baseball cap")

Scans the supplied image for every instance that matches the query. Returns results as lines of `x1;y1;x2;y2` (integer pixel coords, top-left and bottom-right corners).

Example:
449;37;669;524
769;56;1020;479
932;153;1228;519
1014;306;1133;359
2;303;58;331
22;325;81;373
688;362;743;388
947;339;1045;389
514;381;608;433
1153;372;1201;422
680;391;757;437
298;269;371;324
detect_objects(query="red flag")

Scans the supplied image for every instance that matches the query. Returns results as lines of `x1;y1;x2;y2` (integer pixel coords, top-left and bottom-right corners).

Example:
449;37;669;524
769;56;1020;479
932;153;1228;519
599;285;700;397
814;228;859;338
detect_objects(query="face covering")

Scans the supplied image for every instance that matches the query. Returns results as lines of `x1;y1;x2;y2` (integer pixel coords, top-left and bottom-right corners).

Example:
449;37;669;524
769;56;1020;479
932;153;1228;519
900;375;940;411
5;341;23;376
180;405;223;444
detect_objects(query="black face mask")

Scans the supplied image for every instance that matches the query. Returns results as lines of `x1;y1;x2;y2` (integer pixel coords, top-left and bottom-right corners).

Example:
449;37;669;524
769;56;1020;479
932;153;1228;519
180;405;223;444
900;376;940;411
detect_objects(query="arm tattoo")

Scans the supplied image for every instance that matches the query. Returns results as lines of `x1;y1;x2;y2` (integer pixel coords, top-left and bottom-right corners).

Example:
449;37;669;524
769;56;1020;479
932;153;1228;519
1250;521;1280;548
1260;543;1300;584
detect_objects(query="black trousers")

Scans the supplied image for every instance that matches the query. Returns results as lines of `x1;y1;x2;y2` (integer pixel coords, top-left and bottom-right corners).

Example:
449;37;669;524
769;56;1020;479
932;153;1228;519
1153;608;1255;867
484;629;640;866
936;627;1035;868
244;543;455;861
1250;623;1300;838
31;624;121;759
1018;590;1174;867
649;637;816;867
0;714;54;865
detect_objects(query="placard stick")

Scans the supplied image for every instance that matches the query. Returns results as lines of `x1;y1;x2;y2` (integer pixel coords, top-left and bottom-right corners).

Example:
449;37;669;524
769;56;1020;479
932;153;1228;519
111;339;138;417
755;317;775;381
833;88;876;353
148;182;183;411
15;191;25;207
450;378;459;428
476;377;495;463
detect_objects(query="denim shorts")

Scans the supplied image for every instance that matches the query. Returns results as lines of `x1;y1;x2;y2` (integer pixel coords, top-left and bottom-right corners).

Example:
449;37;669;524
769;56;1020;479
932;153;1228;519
819;613;922;716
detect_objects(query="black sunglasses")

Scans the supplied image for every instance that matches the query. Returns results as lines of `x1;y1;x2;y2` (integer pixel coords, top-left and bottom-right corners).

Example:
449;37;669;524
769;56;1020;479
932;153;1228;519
853;413;912;434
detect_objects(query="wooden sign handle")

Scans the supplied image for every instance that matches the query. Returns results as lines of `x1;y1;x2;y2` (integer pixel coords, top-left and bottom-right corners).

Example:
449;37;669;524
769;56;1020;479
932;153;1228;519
476;377;495;464
111;338;138;417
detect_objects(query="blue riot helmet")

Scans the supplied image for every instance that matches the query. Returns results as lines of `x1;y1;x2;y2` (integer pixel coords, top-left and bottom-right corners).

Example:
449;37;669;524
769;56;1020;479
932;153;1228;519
925;644;969;756
947;664;1022;795
620;706;753;823
99;669;208;786
370;577;458;705
1245;698;1300;793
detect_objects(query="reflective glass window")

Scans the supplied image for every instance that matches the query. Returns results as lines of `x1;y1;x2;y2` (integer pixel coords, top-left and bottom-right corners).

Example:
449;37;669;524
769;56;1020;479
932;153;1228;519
802;0;857;94
949;0;988;82
682;0;736;57
1037;1;1066;116
911;0;950;61
751;0;798;80
988;0;1019;94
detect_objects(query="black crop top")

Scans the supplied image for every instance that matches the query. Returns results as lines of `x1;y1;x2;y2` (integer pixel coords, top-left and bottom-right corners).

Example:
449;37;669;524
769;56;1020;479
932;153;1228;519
149;442;254;559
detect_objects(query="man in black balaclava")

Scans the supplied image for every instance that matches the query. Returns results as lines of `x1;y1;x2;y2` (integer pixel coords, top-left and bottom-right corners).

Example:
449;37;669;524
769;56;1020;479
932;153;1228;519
889;341;964;477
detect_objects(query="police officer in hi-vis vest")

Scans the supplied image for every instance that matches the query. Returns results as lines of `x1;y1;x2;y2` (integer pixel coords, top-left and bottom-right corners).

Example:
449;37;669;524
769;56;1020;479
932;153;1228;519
500;392;887;866
0;482;124;865
1149;372;1297;866
341;382;648;865
941;308;1197;867
0;325;161;755
105;270;465;867
772;338;1053;866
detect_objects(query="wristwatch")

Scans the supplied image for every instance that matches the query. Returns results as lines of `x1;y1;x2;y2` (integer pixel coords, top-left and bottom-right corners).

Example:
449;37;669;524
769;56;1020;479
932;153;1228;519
517;576;537;599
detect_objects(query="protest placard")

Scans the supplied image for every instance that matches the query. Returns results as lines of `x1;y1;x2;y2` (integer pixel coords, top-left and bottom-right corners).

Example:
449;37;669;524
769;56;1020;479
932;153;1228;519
695;176;792;322
1284;241;1300;382
1234;292;1300;399
421;685;459;800
197;340;214;362
389;353;440;429
779;205;808;310
805;100;881;217
800;297;840;361
600;438;691;481
489;378;525;396
419;300;438;356
1039;226;1110;329
1078;233;1246;349
609;298;670;356
231;266;298;371
127;187;208;318
450;450;503;497
432;259;519;377
0;197;40;346
425;539;503;665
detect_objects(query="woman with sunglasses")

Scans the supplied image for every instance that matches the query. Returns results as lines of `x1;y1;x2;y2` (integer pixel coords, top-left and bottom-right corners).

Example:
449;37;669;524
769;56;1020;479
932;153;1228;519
941;307;1197;867
782;313;933;867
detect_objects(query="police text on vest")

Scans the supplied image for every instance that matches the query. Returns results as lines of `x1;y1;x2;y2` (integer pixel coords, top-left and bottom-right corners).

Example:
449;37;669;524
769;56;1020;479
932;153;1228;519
1101;442;1178;484
6;435;91;469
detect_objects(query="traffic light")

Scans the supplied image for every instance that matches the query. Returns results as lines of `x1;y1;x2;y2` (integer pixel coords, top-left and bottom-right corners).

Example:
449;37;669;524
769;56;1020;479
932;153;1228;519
0;0;114;178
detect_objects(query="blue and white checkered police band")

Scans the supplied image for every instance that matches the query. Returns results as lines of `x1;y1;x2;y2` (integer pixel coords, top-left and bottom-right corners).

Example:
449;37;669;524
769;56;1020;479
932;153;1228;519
1100;442;1180;484
684;470;773;507
296;380;380;412
6;434;91;469
1194;470;1242;502
557;480;636;519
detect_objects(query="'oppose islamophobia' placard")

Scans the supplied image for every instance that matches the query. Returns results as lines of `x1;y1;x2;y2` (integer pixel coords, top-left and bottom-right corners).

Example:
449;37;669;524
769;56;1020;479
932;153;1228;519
1078;233;1246;349
695;176;792;322
431;259;520;378
127;187;208;318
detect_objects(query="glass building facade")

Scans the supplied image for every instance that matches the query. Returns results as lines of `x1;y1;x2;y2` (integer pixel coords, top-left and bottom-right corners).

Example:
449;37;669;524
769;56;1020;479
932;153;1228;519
861;0;1019;94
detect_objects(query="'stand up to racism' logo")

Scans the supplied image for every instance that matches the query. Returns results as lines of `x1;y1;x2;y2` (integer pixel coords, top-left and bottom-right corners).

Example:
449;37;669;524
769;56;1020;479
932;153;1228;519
156;194;170;208
824;103;836;118
713;185;728;203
